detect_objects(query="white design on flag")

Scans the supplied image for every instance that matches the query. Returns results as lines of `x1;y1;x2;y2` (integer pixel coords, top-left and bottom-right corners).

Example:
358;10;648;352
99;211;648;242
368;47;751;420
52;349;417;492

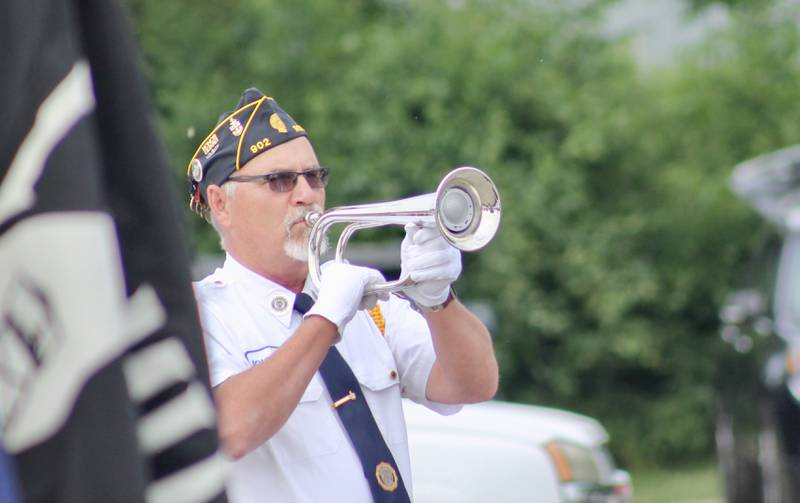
0;61;95;223
121;284;167;345
0;213;162;452
123;337;195;402
136;381;216;454
146;453;226;503
0;56;225;501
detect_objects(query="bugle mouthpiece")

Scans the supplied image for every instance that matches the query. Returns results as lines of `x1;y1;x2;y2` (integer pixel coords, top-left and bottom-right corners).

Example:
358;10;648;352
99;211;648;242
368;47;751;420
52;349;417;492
305;212;321;227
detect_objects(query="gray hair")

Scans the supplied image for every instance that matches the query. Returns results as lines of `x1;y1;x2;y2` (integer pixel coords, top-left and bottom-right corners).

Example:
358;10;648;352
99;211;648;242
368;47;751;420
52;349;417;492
209;182;239;250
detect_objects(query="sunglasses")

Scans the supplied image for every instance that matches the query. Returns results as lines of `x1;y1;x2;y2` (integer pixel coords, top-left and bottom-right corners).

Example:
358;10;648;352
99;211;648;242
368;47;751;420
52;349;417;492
227;167;330;193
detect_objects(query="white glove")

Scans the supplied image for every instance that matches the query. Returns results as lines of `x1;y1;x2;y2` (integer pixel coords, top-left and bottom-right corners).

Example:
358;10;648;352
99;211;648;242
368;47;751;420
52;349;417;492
305;262;388;330
400;223;462;308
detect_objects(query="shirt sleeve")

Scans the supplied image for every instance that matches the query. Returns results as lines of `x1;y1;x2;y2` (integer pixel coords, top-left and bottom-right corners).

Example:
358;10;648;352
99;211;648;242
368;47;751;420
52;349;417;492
381;295;461;416
196;300;245;388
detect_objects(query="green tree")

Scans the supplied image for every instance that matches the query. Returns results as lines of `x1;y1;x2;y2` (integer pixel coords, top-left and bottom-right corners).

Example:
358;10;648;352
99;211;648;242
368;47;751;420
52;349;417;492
127;0;800;466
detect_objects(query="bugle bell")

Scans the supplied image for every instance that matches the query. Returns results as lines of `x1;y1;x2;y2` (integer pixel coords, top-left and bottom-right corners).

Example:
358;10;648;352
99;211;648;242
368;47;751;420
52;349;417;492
304;166;501;295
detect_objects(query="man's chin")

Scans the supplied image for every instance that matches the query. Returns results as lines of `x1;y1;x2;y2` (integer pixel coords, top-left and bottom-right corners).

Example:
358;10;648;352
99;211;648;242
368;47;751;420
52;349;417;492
283;231;327;263
283;235;310;262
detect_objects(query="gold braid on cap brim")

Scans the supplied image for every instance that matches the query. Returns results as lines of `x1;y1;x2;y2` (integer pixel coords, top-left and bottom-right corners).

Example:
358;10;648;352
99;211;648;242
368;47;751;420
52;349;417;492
186;98;266;221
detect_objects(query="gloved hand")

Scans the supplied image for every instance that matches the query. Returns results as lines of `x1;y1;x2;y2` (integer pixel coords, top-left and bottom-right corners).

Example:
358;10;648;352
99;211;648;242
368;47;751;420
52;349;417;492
305;262;389;330
400;223;462;308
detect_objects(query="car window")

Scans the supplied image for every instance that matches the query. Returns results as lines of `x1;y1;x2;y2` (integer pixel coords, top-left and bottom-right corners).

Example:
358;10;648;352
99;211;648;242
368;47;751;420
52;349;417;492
775;232;800;339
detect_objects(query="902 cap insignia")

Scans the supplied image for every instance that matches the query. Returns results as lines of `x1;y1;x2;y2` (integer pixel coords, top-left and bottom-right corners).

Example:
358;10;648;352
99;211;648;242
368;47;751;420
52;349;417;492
187;88;308;218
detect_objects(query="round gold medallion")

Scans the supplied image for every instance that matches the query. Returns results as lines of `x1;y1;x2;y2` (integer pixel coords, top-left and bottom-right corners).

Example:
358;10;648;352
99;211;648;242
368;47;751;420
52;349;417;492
375;462;398;492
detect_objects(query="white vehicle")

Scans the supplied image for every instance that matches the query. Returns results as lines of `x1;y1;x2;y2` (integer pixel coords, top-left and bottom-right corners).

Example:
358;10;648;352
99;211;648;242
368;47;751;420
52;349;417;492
403;399;633;503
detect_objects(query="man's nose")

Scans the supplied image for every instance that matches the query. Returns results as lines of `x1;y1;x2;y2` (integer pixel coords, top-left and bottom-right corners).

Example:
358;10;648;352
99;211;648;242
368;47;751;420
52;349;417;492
290;173;317;204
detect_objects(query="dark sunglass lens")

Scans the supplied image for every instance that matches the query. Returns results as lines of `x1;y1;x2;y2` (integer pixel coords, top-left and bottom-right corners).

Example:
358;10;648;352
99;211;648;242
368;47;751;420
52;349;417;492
304;170;322;188
269;172;299;192
305;168;329;188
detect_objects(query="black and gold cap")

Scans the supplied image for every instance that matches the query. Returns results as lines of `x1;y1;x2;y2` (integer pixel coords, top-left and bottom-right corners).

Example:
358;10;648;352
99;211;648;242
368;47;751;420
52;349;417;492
187;88;307;217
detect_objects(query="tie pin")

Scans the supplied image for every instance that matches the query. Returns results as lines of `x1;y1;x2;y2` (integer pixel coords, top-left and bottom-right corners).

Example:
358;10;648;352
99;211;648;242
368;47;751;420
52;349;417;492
333;390;357;409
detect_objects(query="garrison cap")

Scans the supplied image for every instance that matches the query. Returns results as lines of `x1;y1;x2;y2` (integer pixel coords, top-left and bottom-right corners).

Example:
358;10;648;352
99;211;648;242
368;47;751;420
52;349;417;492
187;88;307;217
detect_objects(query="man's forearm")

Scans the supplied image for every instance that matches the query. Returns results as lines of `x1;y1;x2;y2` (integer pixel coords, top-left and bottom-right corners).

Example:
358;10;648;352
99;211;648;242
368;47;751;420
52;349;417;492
424;300;499;404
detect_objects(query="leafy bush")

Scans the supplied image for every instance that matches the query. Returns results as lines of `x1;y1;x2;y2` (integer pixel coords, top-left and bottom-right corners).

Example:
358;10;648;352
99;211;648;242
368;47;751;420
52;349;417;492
128;0;800;466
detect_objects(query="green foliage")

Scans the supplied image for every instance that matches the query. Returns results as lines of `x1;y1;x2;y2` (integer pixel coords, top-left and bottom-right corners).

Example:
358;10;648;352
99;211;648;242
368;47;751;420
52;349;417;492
687;0;772;12
127;0;800;466
632;461;722;503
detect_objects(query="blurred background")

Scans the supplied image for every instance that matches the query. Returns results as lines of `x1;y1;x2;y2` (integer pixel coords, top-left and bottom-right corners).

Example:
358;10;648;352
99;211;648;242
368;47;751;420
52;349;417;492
124;0;800;500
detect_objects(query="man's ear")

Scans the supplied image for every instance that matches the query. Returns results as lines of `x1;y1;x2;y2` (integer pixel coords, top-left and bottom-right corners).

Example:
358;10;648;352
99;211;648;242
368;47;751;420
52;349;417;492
206;185;229;225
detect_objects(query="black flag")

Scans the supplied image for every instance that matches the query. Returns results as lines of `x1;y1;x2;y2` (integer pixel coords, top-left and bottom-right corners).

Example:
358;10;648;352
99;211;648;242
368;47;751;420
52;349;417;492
0;0;227;502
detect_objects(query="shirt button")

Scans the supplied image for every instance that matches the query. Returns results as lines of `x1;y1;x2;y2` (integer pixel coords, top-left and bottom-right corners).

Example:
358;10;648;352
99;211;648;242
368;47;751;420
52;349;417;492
389;370;397;380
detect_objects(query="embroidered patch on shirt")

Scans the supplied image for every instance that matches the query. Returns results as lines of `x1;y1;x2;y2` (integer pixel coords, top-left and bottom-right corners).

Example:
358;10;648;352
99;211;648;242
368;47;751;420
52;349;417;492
244;345;278;367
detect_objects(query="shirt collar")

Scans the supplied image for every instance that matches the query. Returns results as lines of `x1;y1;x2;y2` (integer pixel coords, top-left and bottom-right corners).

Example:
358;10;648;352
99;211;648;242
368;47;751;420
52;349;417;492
221;253;300;327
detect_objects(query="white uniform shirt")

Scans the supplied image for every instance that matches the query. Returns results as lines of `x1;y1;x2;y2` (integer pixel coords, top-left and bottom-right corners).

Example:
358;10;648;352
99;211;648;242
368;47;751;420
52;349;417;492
196;255;459;503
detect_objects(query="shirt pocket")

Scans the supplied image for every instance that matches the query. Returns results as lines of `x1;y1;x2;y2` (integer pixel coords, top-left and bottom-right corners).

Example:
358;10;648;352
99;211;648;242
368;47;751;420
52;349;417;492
350;359;406;445
270;377;342;464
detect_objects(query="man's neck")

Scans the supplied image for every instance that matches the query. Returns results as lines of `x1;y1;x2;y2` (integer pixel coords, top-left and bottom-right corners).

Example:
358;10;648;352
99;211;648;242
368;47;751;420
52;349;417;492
229;249;308;293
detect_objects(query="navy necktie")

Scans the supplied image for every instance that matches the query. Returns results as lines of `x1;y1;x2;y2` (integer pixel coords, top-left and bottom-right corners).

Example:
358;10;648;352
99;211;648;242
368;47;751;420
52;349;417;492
0;443;20;503
294;293;411;503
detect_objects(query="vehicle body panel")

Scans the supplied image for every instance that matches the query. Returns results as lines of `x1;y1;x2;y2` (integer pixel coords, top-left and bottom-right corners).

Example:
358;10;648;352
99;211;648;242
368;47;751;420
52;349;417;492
403;399;632;503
